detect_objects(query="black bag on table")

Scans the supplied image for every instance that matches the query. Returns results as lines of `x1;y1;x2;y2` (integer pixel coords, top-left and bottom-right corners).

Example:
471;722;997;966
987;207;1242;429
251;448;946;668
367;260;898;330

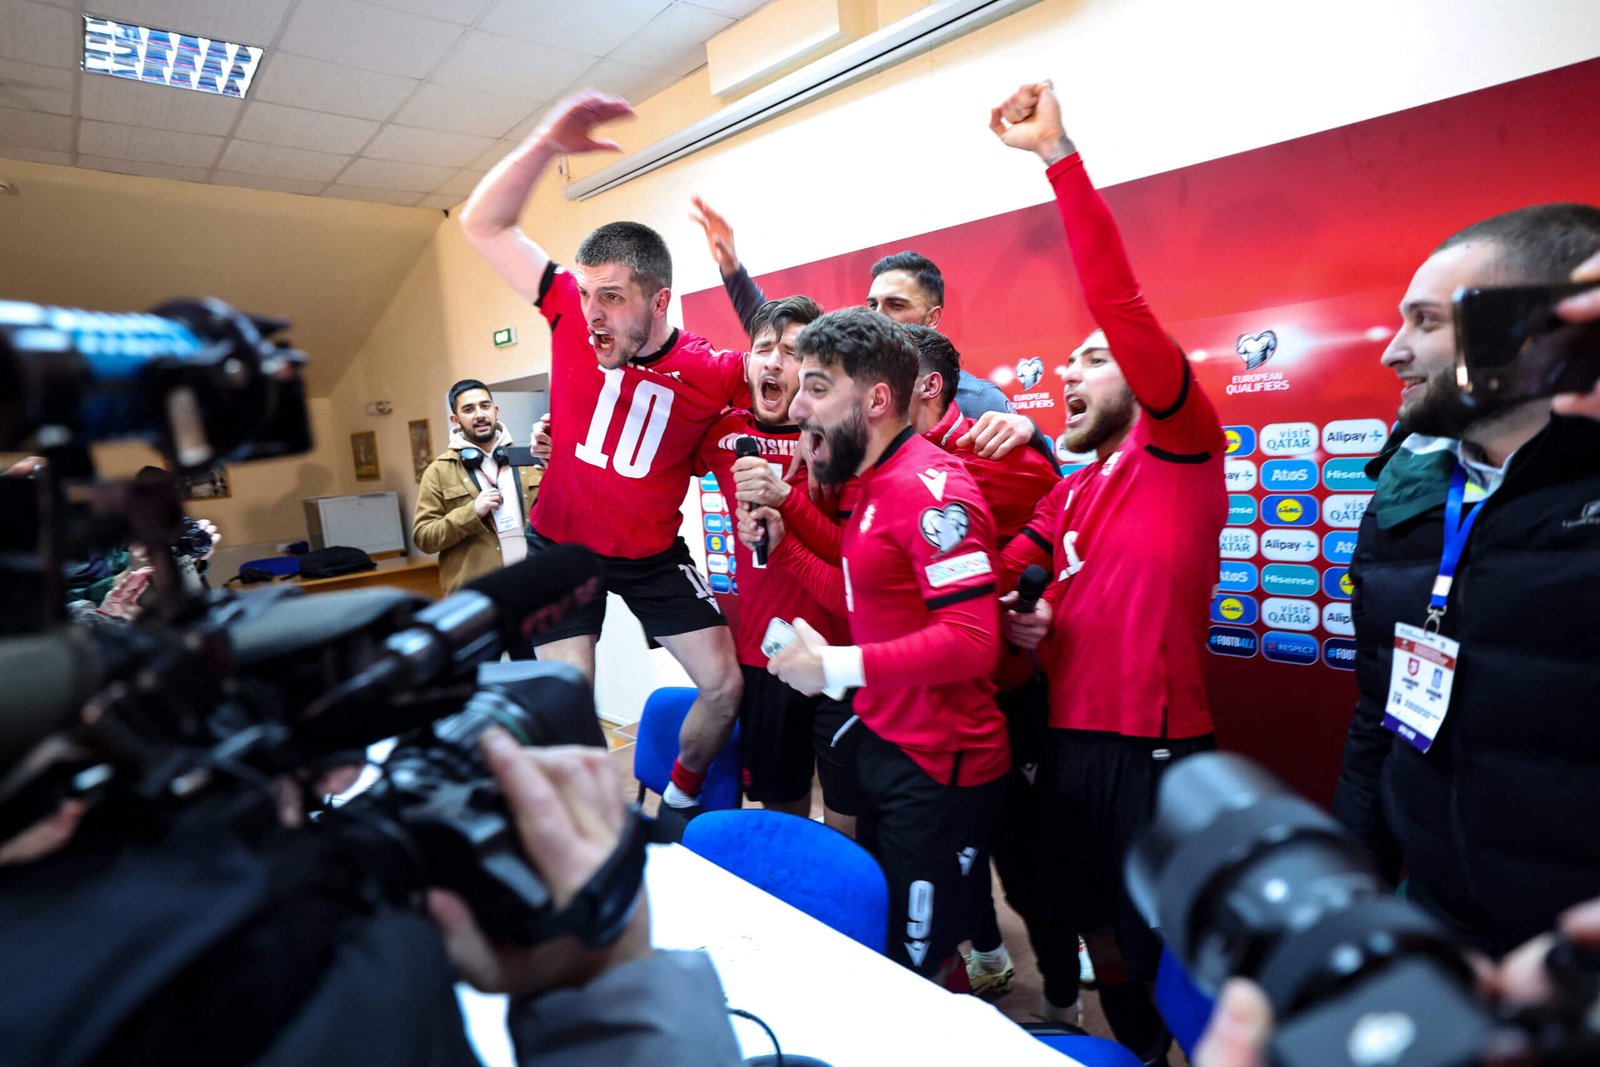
296;546;375;580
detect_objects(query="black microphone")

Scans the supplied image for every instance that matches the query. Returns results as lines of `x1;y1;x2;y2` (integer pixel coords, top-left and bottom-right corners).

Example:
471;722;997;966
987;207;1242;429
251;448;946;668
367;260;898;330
1012;565;1050;617
734;435;768;565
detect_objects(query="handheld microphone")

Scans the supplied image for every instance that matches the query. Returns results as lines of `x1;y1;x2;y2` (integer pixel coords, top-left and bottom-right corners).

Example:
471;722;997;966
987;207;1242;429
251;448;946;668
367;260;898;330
734;435;768;566
1013;565;1050;617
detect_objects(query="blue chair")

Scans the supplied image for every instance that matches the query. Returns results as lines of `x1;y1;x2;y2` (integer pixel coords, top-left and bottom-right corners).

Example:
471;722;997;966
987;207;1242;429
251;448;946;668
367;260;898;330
682;809;888;953
1027;1029;1146;1067
632;686;743;813
1155;946;1215;1057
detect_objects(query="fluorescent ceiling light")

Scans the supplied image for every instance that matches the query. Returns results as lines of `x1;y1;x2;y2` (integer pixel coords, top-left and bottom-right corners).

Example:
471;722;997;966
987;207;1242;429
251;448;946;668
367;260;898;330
82;14;264;99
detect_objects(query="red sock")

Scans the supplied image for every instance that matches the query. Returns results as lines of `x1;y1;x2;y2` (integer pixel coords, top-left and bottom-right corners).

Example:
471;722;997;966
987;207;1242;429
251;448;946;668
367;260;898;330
670;759;706;797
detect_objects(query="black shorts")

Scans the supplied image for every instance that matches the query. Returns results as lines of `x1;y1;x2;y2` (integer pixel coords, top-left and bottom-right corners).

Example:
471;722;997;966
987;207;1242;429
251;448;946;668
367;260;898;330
525;529;726;646
855;726;1005;978
1035;729;1215;986
737;666;864;815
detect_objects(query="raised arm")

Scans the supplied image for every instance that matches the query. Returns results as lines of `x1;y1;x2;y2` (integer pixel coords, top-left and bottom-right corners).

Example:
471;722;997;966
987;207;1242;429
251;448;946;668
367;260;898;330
459;92;633;303
689;197;767;336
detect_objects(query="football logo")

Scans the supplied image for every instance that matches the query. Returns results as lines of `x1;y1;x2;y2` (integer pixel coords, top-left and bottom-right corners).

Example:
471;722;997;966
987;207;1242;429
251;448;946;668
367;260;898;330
1236;330;1278;370
920;502;970;553
1016;357;1044;390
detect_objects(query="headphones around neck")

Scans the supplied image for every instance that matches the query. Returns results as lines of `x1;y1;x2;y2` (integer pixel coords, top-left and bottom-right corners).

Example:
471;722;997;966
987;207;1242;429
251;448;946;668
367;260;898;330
458;445;510;471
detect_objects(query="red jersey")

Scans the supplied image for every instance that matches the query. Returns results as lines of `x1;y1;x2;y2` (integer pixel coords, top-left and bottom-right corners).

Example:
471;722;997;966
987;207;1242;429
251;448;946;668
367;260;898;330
698;410;847;667
531;264;747;558
773;430;1009;786
1001;153;1226;739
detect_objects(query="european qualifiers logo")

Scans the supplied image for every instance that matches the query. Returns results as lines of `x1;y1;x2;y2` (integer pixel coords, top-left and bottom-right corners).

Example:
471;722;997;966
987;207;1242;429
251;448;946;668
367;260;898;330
919;503;970;553
1015;357;1045;390
1228;331;1290;396
1237;330;1278;370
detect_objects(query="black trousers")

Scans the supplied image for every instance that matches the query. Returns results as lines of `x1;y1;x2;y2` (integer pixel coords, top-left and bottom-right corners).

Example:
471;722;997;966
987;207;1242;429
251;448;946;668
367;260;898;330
970;676;1048;953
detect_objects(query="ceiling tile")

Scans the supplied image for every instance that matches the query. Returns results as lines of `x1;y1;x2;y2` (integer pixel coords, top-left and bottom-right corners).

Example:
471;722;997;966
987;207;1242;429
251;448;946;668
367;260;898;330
680;0;772;16
279;0;466;80
0;145;72;166
433;166;487;197
323;183;425;206
430;30;591;101
468;137;518;170
219;137;350;181
416;192;461;210
80;73;243;136
0;1;79;68
362;0;497;25
88;0;294;44
363;123;493;167
79;153;212;184
340;155;455;192
0;57;73;115
580;58;679;106
0;105;72;152
610;4;732;76
212;169;328;196
393;83;536;139
235;100;380;154
249;52;417;121
479;0;669;56
79;118;223;165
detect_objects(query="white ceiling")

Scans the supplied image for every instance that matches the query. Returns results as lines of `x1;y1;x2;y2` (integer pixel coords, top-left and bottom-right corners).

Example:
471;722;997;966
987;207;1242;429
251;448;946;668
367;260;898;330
0;0;770;208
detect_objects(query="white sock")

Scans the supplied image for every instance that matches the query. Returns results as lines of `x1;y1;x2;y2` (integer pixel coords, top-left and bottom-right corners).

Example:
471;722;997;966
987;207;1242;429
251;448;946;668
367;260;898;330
971;946;1010;967
662;782;699;809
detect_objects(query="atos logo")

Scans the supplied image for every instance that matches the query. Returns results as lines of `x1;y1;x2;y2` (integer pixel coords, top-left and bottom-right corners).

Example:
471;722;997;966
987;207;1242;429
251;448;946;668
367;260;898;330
1323;494;1371;529
1323;531;1358;564
1260;530;1317;561
1322;602;1355;636
1227;495;1257;526
705;534;727;554
1208;626;1259;658
1261;460;1317;491
1261;597;1317;631
1224;459;1258;491
1262;630;1319;665
704;514;729;534
1323;567;1353;600
1322;458;1377;492
1219;528;1259;560
709;574;733;594
1262;564;1318;596
1211;594;1259;625
1323;638;1358;670
1223;425;1257;457
1218;562;1259;593
1260;421;1318;457
1262;494;1319;527
1321;418;1389;456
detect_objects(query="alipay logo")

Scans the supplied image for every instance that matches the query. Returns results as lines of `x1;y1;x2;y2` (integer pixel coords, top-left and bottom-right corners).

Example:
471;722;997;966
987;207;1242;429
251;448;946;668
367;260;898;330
1321;418;1389;456
1224;459;1258;491
1260;530;1317;561
1322;602;1355;637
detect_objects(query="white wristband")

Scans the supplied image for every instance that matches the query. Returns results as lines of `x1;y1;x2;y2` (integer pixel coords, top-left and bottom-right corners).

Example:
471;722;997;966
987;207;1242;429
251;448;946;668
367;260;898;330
819;645;864;699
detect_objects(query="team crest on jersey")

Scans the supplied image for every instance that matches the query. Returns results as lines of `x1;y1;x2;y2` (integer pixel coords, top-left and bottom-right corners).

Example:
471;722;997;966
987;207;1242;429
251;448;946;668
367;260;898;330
920;502;970;553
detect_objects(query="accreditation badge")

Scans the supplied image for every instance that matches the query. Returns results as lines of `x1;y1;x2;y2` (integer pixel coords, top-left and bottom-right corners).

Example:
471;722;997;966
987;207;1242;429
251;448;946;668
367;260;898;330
1382;623;1458;753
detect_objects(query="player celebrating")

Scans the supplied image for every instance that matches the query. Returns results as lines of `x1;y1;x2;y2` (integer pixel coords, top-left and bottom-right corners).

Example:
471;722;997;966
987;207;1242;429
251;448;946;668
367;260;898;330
460;92;748;834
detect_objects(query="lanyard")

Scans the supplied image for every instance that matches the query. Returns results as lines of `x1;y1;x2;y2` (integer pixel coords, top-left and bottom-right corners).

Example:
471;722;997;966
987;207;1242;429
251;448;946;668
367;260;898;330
1425;465;1483;631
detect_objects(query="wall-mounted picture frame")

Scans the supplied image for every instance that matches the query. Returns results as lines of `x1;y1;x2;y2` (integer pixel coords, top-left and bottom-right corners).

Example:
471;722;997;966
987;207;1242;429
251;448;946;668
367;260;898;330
180;465;230;500
409;419;433;483
351;430;381;481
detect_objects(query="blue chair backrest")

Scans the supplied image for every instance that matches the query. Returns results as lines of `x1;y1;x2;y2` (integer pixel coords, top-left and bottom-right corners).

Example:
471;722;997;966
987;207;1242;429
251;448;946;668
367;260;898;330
1030;1032;1145;1067
632;686;742;812
1155;946;1215;1057
683;809;888;952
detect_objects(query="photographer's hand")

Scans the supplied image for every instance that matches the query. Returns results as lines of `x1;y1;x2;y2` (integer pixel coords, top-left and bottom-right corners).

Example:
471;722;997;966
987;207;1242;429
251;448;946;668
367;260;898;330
1552;252;1600;420
428;734;652;997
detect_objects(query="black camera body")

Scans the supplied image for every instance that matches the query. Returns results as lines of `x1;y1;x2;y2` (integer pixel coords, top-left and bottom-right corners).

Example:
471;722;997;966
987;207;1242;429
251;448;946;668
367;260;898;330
169;517;214;560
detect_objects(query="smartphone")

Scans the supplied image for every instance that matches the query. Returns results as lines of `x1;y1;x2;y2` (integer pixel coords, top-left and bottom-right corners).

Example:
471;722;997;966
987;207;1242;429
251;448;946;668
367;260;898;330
760;617;796;660
1454;281;1600;406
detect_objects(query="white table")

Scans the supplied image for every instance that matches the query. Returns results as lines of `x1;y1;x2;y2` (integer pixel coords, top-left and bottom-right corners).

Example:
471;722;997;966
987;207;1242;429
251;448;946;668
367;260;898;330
459;843;1076;1066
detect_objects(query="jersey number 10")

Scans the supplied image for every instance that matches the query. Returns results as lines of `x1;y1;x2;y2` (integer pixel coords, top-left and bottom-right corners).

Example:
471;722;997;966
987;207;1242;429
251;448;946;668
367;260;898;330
574;368;674;478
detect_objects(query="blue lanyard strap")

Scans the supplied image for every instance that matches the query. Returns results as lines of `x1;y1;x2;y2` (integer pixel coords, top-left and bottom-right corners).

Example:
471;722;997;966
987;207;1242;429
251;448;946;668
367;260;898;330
1426;465;1483;627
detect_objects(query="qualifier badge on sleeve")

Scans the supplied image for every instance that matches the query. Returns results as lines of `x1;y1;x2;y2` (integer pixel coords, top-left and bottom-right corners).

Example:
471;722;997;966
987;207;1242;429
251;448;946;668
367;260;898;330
1382;622;1459;753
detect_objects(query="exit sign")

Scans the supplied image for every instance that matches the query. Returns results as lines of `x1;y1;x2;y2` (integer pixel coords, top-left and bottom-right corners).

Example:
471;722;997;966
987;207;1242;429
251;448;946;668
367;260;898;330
493;327;517;348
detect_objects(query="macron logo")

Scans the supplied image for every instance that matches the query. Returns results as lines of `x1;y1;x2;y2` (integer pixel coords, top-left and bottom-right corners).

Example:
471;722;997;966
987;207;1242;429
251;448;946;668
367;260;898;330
918;468;947;501
957;846;978;876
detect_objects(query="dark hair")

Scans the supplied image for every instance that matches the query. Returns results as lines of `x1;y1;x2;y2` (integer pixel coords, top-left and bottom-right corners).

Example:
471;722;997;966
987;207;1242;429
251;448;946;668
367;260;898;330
750;294;824;345
901;323;960;409
796;307;918;416
448;378;491;413
1435;203;1600;284
869;250;945;307
575;220;673;296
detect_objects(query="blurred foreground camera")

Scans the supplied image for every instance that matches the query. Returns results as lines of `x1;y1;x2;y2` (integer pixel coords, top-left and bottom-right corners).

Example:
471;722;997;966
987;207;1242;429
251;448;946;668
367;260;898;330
1128;753;1600;1067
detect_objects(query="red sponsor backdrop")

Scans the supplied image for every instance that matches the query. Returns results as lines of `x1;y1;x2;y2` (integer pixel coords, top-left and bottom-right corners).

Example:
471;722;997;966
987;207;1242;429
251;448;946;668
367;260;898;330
683;59;1600;805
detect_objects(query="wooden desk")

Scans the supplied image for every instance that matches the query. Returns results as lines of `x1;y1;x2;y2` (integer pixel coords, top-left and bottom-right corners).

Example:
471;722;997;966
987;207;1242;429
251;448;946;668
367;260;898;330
292;555;442;599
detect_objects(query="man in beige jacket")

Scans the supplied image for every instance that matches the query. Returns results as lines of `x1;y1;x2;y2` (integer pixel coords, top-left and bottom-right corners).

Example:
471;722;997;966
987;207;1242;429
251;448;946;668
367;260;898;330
412;379;542;602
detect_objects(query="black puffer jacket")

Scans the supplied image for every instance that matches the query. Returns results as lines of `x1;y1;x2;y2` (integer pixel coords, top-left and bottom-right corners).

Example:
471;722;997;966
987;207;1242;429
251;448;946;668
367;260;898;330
1331;416;1600;956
